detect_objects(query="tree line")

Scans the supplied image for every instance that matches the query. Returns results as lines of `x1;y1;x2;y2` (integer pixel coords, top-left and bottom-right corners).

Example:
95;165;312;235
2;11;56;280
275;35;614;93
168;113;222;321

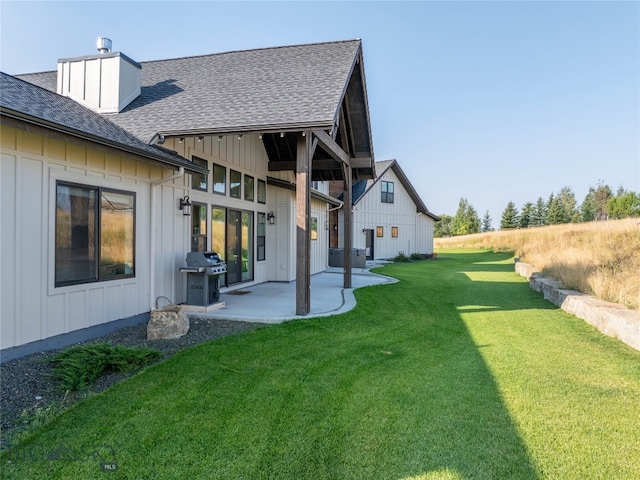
435;182;640;237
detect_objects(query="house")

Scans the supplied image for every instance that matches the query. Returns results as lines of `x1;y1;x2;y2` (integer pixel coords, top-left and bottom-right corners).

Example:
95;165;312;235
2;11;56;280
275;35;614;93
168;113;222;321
1;39;375;359
330;159;440;260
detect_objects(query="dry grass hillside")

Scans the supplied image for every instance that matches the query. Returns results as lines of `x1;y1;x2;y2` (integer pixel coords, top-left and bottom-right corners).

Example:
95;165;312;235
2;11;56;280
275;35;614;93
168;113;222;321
434;218;640;310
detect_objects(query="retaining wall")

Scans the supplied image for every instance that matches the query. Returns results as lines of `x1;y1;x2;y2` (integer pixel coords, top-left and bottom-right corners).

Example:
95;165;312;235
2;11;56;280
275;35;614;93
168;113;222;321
515;262;640;352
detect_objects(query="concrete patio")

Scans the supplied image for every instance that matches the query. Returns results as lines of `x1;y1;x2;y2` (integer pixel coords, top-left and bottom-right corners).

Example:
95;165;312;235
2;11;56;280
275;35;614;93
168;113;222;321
188;263;398;324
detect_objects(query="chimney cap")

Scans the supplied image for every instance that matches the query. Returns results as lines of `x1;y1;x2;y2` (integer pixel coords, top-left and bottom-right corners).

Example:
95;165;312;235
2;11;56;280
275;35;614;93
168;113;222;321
97;37;112;54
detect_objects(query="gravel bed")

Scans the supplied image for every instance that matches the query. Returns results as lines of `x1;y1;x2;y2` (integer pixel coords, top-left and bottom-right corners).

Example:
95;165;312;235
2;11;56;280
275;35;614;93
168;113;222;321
0;318;265;450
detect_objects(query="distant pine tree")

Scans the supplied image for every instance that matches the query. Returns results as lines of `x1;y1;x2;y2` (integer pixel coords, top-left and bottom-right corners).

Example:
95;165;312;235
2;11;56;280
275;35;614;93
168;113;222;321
500;201;519;230
481;210;493;232
519;202;534;228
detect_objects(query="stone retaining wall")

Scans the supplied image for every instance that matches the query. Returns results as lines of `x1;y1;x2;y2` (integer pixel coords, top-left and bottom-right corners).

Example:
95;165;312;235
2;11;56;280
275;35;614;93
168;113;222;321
515;261;640;351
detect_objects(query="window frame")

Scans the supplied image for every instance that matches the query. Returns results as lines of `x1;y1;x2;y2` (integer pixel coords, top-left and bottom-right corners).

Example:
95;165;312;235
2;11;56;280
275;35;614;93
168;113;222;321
244;175;255;202
230;170;241;199
55;181;136;287
212;163;226;195
191;156;209;192
381;180;394;204
257;179;266;204
376;226;384;237
391;226;399;238
257;212;266;261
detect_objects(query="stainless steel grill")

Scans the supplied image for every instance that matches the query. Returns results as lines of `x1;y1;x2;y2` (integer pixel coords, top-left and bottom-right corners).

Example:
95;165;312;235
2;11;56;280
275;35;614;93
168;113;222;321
180;252;226;306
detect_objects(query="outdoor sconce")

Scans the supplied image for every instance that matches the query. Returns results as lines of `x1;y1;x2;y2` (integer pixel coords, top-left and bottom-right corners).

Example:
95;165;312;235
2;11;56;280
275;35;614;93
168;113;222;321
179;196;192;216
333;224;338;230
267;211;276;225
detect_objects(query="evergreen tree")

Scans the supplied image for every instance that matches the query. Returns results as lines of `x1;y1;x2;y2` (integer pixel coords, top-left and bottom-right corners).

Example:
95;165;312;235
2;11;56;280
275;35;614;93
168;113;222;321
532;197;547;226
500;201;519;230
519;202;534;228
481;210;493;232
451;198;480;235
546;194;566;224
557;186;580;223
580;187;598;222
434;214;453;237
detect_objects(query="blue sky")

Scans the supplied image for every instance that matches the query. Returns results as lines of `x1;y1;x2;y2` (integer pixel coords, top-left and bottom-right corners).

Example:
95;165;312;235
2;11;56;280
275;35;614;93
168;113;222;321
2;1;638;226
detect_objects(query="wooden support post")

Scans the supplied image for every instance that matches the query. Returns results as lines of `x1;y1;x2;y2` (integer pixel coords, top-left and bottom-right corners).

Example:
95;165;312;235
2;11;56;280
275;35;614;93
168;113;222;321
296;131;312;315
343;165;352;289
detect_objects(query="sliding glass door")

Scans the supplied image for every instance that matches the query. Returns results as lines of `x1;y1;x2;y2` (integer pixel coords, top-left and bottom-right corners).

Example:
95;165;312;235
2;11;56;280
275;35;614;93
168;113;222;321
224;209;253;285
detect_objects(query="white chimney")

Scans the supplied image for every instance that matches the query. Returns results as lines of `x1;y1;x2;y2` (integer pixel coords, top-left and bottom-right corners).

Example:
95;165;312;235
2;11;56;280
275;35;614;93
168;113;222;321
56;38;141;114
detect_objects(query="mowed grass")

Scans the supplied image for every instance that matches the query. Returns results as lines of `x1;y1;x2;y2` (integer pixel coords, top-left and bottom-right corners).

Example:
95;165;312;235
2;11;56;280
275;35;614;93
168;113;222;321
3;250;639;479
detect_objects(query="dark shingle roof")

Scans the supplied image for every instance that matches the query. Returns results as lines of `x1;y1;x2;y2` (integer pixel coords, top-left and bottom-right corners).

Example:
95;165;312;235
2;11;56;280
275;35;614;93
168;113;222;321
18;40;362;143
0;72;206;173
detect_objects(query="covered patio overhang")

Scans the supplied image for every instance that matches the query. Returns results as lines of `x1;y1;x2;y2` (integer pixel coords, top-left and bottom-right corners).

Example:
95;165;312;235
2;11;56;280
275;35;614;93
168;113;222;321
156;47;375;315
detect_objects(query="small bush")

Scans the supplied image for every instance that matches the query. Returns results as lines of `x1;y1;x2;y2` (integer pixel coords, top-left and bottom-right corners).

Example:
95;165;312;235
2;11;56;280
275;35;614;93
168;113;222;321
394;251;410;263
409;253;425;261
51;343;162;392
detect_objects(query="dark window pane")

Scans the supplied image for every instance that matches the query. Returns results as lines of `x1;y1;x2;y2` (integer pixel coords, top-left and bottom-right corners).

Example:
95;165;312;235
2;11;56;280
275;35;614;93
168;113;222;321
230;170;241;198
56;184;97;284
213;164;225;195
244;175;254;202
192;157;208;191
257;180;266;204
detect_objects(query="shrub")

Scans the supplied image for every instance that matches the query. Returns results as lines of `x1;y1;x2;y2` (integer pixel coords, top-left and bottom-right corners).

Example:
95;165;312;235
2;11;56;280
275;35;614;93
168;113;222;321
394;251;410;263
409;253;425;261
51;343;162;392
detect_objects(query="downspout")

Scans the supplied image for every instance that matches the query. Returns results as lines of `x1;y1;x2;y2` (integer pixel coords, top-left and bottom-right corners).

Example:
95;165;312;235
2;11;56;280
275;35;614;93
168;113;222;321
149;167;186;311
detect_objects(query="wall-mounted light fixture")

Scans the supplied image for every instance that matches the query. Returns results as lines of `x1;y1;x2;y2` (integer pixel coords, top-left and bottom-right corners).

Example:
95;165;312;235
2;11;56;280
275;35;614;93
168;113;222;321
333;224;338;230
179;195;192;216
267;211;275;225
197;136;203;142
178;137;185;143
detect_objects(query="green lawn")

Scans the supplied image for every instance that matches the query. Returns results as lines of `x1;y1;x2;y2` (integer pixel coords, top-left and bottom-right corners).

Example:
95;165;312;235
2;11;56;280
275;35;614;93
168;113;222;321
3;250;639;479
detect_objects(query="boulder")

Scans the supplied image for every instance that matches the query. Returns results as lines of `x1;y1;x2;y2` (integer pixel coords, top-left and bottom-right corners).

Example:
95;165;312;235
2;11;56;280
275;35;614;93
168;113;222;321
147;305;189;340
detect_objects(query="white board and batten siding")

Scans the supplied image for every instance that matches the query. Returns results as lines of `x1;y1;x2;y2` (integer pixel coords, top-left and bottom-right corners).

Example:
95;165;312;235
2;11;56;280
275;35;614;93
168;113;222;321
1;125;190;350
344;167;435;260
167;134;329;284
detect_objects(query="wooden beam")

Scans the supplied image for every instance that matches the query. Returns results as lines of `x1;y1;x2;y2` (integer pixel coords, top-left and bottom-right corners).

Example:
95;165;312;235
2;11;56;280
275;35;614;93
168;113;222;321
312;129;350;167
296;131;312;315
343;163;352;288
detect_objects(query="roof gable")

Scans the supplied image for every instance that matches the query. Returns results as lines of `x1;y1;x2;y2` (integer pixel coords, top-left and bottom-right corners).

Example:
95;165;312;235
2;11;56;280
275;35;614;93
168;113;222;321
16;39;375;181
355;159;440;220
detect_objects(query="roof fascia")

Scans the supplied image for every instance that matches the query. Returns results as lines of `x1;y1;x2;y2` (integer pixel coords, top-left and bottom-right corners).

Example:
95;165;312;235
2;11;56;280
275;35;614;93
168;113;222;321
1;108;207;175
156;121;335;140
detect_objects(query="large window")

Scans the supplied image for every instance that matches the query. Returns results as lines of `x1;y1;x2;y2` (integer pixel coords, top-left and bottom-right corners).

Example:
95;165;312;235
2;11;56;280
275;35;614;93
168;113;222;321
311;217;318;240
192;157;208;191
257;179;266;204
213;164;226;195
244;175;255;202
230;170;241;198
55;182;135;286
381;181;394;204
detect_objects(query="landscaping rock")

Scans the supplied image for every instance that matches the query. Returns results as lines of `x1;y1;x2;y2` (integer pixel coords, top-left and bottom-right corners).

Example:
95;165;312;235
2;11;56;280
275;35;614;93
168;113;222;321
515;262;640;351
147;305;189;340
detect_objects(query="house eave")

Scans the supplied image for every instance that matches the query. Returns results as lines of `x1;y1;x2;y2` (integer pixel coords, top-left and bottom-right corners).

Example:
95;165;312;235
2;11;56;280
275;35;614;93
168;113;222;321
1;107;208;175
